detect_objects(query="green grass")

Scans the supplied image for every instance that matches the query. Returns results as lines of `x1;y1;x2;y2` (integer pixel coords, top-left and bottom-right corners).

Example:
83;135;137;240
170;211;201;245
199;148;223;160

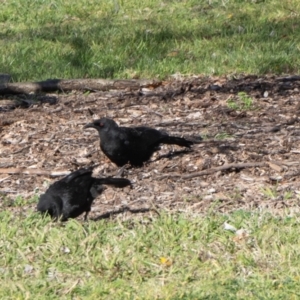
1;0;300;81
2;1;300;298
227;92;254;111
1;209;300;299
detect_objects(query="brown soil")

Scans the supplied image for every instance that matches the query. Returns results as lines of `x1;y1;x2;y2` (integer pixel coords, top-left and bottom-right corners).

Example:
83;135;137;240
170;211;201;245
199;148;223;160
1;75;300;218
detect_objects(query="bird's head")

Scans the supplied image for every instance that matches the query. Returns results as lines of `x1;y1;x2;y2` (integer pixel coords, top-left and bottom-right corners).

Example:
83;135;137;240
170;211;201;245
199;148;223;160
84;118;118;132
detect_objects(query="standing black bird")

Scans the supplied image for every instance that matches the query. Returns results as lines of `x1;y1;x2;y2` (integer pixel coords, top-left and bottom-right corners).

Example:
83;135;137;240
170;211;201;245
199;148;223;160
84;117;196;167
37;167;131;221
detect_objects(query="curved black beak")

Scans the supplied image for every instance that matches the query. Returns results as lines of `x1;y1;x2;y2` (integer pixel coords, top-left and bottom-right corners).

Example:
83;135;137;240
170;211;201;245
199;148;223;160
83;123;96;129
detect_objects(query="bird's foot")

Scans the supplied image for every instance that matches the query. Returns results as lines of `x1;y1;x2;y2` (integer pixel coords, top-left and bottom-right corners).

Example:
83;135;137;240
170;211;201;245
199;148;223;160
115;164;130;177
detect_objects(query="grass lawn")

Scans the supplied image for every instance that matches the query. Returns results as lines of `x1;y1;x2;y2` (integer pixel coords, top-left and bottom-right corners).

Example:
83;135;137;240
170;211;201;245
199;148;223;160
1;209;300;299
1;0;300;81
2;1;300;298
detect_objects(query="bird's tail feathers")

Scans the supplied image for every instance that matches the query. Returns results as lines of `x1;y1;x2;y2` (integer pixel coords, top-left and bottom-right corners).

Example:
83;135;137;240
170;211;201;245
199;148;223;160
162;136;194;148
94;177;131;188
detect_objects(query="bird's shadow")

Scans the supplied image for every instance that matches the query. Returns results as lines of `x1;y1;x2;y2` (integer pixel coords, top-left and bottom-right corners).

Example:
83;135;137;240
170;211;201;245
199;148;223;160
153;148;193;162
90;206;159;221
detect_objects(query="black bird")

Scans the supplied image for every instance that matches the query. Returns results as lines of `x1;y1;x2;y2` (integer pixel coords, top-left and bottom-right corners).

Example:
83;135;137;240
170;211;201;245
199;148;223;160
37;167;131;221
84;117;196;167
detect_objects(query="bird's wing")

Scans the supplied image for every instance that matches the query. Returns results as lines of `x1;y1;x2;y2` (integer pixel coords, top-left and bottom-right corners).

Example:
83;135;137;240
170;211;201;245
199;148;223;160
45;169;94;206
63;168;93;184
121;126;163;146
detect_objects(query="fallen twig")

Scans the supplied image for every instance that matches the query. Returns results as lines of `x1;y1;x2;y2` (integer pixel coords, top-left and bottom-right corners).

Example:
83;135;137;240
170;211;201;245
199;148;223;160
0;78;161;95
0;176;10;183
158;160;300;180
0;168;70;177
276;75;300;82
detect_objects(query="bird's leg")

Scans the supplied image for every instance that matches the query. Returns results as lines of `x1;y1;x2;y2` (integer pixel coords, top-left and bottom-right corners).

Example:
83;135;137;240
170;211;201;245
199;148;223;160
84;210;90;221
114;164;130;177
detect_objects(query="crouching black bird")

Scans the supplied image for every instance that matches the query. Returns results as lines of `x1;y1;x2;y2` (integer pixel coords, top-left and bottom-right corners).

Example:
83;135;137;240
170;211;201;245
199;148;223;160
84;117;197;167
37;167;131;221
